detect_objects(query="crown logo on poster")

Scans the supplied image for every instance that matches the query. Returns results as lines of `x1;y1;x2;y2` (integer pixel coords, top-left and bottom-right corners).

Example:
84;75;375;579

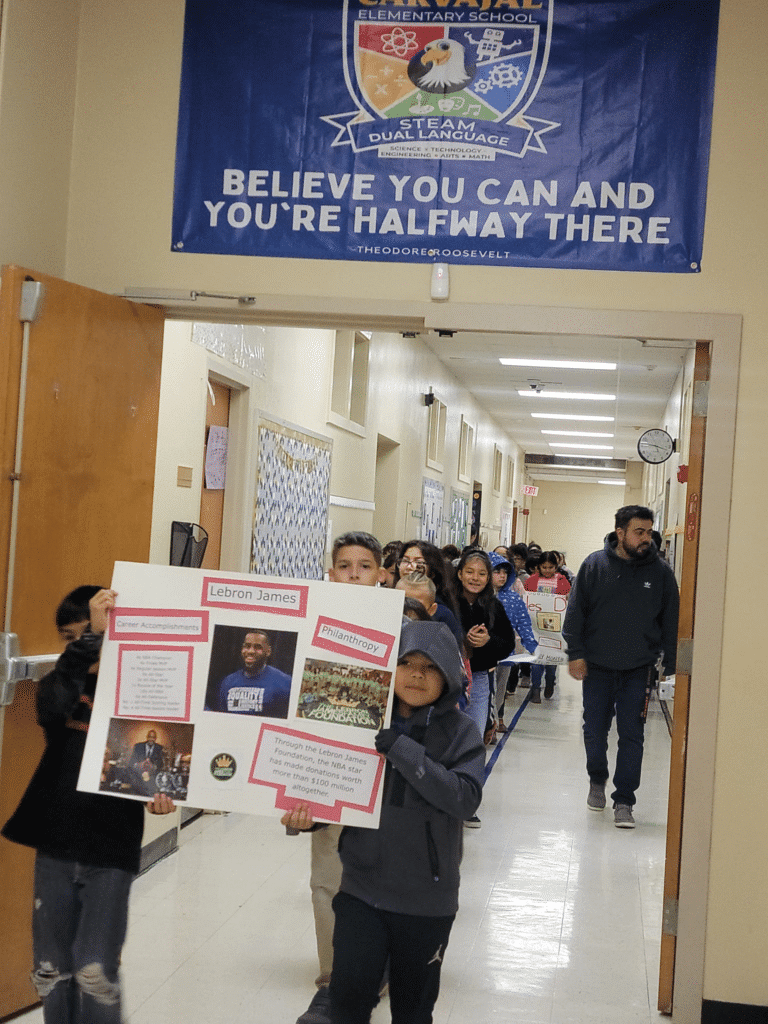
322;0;559;160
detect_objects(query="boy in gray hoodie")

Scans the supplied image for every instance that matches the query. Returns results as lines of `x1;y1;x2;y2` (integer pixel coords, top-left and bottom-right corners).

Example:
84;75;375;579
283;620;484;1024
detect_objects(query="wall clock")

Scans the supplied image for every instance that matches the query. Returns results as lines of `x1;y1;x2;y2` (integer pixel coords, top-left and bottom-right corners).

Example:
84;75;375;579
637;428;675;464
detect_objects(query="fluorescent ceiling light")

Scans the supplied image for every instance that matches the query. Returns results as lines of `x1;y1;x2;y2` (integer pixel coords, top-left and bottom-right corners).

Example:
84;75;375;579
541;430;614;438
599;479;627;485
551;464;624;472
500;357;616;370
531;413;614;422
549;443;614;450
549;453;620;461
518;391;615;401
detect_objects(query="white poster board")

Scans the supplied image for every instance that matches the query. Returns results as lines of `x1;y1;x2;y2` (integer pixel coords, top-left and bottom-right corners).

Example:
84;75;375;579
509;591;569;666
78;562;404;828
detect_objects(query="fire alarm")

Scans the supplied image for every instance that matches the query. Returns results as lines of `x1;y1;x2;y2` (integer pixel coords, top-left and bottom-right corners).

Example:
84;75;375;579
677;464;689;483
522;508;530;516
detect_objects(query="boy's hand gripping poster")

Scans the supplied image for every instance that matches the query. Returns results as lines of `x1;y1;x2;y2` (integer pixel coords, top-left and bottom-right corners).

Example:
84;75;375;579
78;562;404;828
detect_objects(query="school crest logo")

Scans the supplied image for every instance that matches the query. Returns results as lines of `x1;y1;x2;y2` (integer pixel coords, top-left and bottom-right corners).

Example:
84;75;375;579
323;0;559;159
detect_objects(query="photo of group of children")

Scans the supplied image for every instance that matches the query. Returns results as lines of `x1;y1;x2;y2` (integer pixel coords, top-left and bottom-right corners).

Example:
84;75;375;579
296;658;390;730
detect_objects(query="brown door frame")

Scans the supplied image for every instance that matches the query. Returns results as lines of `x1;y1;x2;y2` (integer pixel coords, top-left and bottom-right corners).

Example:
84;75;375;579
658;341;709;1012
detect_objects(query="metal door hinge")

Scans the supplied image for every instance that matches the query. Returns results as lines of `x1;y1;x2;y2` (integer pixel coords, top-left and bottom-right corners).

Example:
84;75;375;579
662;896;679;937
676;638;693;676
692;380;710;418
0;633;58;707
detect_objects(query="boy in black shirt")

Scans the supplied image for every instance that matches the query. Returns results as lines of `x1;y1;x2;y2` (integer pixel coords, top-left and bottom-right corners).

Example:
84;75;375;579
2;586;174;1024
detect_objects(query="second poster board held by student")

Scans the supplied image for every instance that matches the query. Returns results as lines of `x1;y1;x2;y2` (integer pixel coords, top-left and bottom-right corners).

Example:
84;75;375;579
508;590;569;667
77;562;404;829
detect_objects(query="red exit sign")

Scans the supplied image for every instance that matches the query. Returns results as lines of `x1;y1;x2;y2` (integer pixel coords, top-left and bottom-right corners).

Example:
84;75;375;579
523;485;539;496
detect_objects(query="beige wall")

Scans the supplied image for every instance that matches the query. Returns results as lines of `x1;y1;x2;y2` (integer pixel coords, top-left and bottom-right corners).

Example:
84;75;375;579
150;322;524;570
525;482;625;573
2;0;767;1010
0;0;79;275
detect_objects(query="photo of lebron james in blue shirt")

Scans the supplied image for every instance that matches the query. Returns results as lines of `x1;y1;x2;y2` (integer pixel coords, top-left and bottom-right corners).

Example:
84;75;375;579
208;629;292;718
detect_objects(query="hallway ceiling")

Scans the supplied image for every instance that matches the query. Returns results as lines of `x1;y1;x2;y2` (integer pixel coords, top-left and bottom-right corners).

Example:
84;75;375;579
419;331;693;482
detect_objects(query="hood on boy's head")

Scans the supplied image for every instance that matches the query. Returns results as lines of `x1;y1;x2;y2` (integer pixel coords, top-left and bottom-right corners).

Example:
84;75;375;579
398;620;463;698
488;551;512;572
488;551;514;589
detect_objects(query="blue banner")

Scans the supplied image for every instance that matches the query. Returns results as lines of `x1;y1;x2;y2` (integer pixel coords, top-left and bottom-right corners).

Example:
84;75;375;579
172;1;719;272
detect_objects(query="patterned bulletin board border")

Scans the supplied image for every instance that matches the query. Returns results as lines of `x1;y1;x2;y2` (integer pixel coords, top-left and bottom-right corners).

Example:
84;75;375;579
251;415;333;579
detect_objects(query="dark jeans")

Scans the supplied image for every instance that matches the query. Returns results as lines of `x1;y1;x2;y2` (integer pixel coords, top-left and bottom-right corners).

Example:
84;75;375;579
329;891;454;1024
582;663;652;807
530;664;556;690
32;854;134;1024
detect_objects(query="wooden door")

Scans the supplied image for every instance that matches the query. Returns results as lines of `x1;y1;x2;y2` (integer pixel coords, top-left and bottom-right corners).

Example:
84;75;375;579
657;341;709;1013
199;379;231;570
0;265;164;1018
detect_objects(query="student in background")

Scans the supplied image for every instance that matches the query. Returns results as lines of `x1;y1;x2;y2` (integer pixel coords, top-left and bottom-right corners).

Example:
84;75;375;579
380;541;403;588
402;597;432;622
394;540;463;646
395;571;438;618
456;550;516;814
553;551;574;584
506;543;532;690
397;571;470;708
295;531;385;1024
395;570;465;652
524;551;571;703
488;552;538;732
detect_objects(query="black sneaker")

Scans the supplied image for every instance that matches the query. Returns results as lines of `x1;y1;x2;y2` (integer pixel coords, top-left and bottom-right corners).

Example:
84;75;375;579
464;815;481;828
297;986;332;1024
544;682;555;699
529;689;542;704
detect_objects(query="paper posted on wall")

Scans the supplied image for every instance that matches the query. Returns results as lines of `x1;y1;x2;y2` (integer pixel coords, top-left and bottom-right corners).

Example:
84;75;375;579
77;562;405;829
508;591;569;666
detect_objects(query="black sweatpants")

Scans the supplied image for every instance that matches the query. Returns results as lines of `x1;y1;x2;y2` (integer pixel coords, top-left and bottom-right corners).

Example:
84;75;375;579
329;891;454;1024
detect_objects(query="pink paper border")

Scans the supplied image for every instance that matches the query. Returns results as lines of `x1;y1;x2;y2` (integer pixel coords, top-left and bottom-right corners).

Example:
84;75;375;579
201;577;309;617
109;607;209;643
114;644;194;722
249;723;385;823
311;616;395;668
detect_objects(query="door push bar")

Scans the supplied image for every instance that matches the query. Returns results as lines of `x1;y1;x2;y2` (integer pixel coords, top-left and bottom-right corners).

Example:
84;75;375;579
0;633;57;708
